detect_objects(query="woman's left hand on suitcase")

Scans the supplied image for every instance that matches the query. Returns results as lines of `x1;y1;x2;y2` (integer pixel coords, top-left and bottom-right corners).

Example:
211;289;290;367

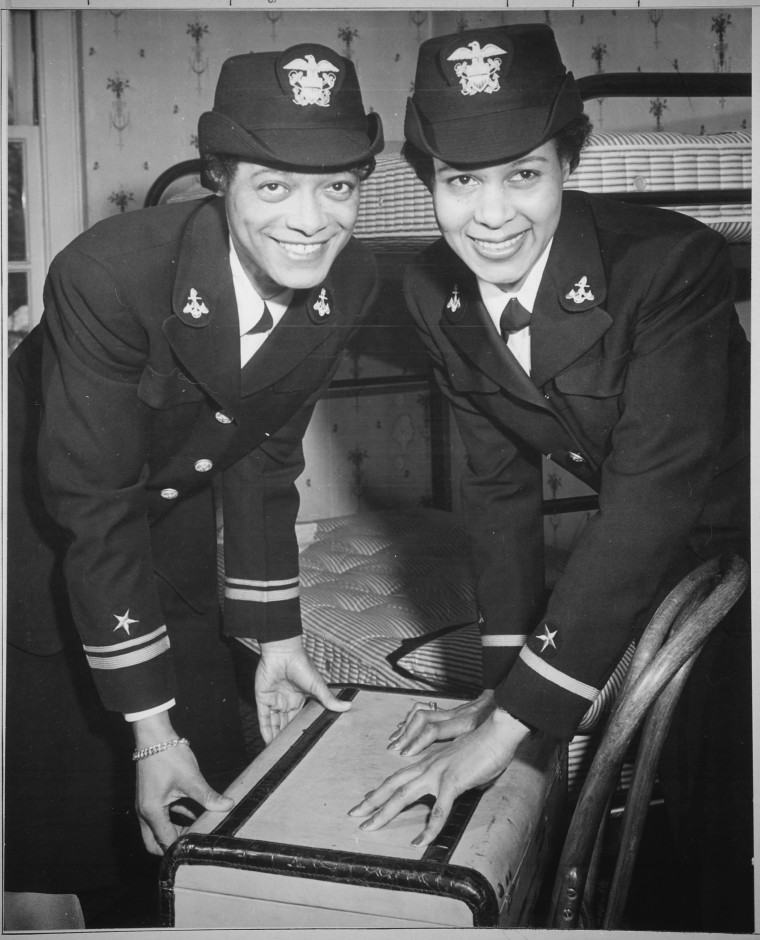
348;708;532;846
387;690;495;757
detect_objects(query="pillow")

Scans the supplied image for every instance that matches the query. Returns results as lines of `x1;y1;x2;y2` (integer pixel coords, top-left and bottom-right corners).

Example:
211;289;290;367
390;622;635;733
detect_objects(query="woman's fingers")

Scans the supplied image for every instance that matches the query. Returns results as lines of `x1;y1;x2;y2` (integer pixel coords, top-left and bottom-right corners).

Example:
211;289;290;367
347;764;420;819
411;782;458;847
355;774;432;832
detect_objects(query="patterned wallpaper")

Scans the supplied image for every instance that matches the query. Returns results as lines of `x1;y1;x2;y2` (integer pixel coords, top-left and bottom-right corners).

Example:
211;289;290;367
434;9;751;136
80;10;422;225
69;9;754;533
80;8;750;226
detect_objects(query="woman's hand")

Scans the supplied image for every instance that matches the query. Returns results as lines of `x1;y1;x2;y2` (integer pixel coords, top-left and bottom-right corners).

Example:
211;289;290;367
255;636;350;744
349;707;531;847
133;715;234;855
388;689;496;757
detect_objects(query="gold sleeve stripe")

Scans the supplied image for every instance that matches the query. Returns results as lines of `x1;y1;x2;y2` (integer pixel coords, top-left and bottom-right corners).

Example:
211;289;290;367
86;635;171;671
519;646;599;701
226;576;300;588
481;635;528;647
225;585;300;603
82;624;168;654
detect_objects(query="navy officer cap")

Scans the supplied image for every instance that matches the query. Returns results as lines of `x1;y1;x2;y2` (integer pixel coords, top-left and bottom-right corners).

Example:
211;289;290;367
199;43;383;171
405;24;583;166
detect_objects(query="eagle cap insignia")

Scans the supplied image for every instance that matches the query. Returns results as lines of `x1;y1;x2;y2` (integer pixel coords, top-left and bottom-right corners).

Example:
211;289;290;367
281;45;341;108
446;39;510;96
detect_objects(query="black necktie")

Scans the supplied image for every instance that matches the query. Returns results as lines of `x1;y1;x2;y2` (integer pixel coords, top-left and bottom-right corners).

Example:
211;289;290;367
499;297;531;340
246;303;273;335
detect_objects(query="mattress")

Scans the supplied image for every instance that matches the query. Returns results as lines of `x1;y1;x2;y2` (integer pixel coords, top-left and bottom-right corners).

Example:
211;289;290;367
354;131;751;250
235;509;480;688
232;508;635;798
234;509;627;731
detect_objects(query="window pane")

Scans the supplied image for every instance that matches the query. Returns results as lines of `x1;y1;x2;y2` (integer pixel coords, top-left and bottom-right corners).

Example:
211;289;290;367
8;271;31;351
8;140;28;262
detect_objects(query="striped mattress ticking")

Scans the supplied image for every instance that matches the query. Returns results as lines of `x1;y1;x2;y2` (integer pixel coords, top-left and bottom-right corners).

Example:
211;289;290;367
354;130;751;246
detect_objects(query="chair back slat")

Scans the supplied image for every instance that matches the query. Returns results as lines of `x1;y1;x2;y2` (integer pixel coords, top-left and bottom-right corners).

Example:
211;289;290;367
549;552;749;929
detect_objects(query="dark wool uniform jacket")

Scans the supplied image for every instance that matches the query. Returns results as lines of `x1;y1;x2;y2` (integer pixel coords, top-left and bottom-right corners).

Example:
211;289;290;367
7;196;379;716
404;190;750;740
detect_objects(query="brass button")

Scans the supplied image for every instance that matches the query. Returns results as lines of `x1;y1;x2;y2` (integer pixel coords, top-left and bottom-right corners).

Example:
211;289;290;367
569;452;585;463
161;488;179;500
194;459;213;473
214;411;233;425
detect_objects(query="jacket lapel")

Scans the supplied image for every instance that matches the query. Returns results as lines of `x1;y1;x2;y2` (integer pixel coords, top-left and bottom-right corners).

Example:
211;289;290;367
530;193;612;389
438;248;549;408
239;276;341;396
163;198;242;415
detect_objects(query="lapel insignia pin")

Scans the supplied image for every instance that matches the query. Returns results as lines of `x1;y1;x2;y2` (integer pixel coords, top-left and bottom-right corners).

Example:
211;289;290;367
183;288;209;319
448;41;508;96
565;276;595;305
446;285;461;313
313;288;331;319
284;53;339;107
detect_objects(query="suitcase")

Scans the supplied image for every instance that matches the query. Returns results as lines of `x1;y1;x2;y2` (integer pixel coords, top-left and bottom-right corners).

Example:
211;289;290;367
161;687;565;928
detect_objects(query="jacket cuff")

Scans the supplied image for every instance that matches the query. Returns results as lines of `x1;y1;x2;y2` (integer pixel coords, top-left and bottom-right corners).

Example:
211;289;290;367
90;648;177;715
493;653;599;742
481;644;522;689
223;594;302;643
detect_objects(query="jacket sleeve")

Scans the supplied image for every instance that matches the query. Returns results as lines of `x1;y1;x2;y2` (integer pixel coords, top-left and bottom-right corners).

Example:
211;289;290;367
404;269;547;688
219;379;330;643
496;228;741;739
221;238;380;644
36;248;175;715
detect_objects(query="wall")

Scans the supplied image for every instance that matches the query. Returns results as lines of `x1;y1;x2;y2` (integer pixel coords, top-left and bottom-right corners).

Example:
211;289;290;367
434;8;751;133
79;8;751;226
79;10;427;225
37;9;756;533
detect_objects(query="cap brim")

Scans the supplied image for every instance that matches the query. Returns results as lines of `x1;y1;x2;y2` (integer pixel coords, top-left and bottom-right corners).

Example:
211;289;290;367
199;111;384;170
405;73;583;168
407;102;553;167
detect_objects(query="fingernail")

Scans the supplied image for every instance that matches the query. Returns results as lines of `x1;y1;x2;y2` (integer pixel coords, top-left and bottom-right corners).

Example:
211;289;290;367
400;748;410;756
411;836;423;847
359;820;371;830
387;741;399;750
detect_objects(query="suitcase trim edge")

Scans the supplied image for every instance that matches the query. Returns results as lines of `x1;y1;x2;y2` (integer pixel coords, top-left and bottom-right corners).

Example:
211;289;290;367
159;687;502;927
160;832;500;927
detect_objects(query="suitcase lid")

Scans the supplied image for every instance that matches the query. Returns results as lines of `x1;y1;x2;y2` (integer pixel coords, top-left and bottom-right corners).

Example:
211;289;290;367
163;687;562;926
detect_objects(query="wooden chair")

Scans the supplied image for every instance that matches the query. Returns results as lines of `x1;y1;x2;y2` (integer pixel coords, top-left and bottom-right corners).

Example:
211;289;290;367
548;551;749;929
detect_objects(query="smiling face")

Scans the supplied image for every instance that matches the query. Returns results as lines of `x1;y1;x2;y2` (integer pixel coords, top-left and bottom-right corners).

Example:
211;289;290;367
431;141;570;292
224;162;361;298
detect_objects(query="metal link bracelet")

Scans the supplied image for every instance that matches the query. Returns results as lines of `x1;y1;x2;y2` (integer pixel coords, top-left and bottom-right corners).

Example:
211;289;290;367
132;736;190;762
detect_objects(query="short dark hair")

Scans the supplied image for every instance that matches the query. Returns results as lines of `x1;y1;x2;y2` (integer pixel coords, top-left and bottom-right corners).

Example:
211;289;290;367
402;113;594;191
201;153;376;194
554;113;594;173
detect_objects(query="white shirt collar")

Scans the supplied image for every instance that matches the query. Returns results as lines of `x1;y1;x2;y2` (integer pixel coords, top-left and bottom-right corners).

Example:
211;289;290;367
229;238;293;336
477;238;553;321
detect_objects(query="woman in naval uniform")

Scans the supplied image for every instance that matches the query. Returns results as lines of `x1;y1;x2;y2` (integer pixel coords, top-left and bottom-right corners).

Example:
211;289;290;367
6;43;383;929
349;24;750;932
